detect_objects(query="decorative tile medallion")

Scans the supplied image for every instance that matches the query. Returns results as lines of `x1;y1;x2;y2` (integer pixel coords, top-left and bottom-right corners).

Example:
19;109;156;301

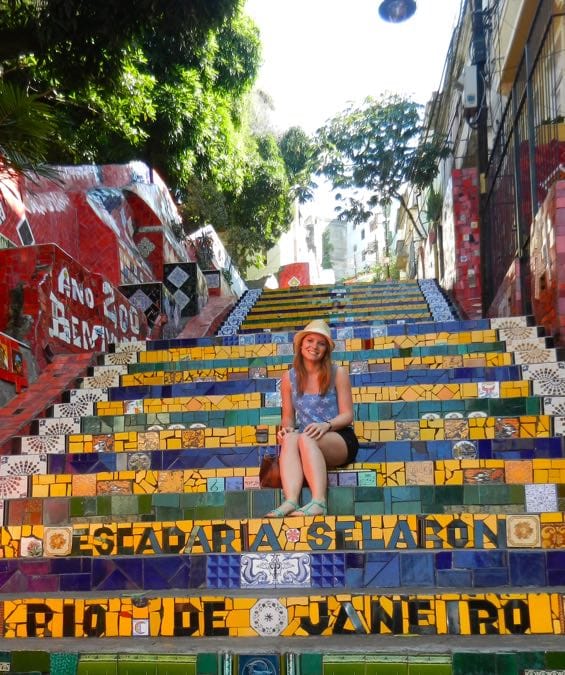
250;598;288;636
506;515;541;548
43;527;73;556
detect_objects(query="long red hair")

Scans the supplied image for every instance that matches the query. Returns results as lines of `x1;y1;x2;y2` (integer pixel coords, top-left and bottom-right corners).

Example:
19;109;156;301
292;335;333;395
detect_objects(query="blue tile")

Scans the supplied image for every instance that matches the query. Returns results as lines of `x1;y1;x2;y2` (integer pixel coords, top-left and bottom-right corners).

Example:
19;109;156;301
509;552;547;586
400;553;435;586
363;553;400;587
436;570;472;587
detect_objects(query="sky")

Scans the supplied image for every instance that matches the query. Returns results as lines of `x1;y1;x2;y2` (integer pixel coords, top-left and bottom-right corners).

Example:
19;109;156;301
245;0;463;134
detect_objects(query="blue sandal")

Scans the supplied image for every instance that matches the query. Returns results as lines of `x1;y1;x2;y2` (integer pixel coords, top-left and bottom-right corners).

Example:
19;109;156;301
292;499;327;516
265;499;300;518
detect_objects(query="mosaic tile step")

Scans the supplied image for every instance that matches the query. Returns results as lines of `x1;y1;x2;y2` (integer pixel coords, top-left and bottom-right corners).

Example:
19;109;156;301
114;354;516;389
103;332;520;365
21;458;565;499
246;298;430;318
101;342;520;373
76;379;532;404
86;363;529;390
37;396;548;436
14;438;565;480
83;394;543;422
238;312;435;332
111;315;535;352
1;546;564;594
242;304;432;325
0;591;563;638
16;415;554;454
2;480;564;520
2;513;564;559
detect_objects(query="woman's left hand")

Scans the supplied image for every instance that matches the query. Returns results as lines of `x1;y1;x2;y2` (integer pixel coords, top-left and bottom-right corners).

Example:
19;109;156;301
304;422;330;439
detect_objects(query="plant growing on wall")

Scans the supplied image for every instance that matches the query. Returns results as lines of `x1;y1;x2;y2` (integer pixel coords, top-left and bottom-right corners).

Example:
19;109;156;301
188;232;215;270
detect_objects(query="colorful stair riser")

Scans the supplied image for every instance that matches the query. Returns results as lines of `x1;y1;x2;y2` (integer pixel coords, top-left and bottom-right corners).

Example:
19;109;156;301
3;285;565;642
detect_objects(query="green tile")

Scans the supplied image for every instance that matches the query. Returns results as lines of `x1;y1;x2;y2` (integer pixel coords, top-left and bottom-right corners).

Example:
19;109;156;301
11;651;50;673
408;663;451;675
152;493;181;508
224;491;249;518
392;500;422;514
195;505;225;519
111;495;139;515
96;495;112;516
137;494;153;514
196;653;218;674
366;664;407;675
453;652;493;675
51;652;79;675
155;507;184;520
300;653;322;674
546;652;565;668
69;497;86;517
328;487;354;514
511;651;545;671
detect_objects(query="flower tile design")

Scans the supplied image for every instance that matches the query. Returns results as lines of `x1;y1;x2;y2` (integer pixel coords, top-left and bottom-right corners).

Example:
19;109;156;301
490;316;529;329
52;400;95;418
506;515;541;547
43;527;73;556
0;476;28;499
541;523;565;548
113;341;145;353
20;536;43;558
543;397;565;416
68;388;108;403
136;432;161;451
37;418;81;436
0;456;47;476
20;435;66;454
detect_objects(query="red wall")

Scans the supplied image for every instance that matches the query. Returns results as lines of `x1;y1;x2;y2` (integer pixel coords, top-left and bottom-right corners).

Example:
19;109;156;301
278;262;310;288
0;244;149;369
529;180;565;343
450;168;482;319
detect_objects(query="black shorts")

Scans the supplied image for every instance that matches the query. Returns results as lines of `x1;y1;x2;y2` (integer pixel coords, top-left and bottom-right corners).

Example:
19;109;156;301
336;426;359;465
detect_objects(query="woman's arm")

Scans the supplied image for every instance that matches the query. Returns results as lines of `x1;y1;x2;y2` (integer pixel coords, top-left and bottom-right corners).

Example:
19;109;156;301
328;365;354;429
279;371;295;431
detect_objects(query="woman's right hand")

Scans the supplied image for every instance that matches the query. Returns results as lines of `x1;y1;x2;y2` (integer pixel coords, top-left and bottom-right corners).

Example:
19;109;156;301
277;426;293;442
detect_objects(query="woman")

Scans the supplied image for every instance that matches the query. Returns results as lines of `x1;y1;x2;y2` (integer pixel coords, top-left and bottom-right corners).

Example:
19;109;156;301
266;319;359;517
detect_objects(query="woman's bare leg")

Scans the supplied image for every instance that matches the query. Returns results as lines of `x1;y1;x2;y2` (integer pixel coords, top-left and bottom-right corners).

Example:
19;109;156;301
293;432;348;513
265;432;303;516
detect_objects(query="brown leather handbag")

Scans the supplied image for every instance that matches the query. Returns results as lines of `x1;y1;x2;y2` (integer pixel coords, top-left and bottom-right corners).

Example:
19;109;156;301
259;447;281;488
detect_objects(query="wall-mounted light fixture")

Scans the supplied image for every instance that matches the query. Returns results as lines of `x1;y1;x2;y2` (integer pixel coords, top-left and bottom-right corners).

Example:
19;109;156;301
378;0;417;23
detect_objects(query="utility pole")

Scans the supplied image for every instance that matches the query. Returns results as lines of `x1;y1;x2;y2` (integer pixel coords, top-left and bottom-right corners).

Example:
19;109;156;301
472;0;490;314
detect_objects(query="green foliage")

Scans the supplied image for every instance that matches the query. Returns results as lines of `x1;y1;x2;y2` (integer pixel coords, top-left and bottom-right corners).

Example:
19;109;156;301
425;186;443;225
371;256;400;282
0;80;59;178
315;93;451;229
224;133;293;271
0;0;297;268
279;126;317;203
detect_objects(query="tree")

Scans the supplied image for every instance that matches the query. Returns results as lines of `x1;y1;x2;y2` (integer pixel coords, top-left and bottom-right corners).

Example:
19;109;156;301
315;94;450;238
279;126;317;203
0;81;58;178
224;133;293;271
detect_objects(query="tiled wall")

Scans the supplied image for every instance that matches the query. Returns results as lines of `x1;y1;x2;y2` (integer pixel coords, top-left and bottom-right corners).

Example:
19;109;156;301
0;244;149;368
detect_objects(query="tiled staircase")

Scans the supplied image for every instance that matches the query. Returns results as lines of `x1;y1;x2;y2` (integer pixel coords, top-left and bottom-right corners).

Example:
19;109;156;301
2;279;565;674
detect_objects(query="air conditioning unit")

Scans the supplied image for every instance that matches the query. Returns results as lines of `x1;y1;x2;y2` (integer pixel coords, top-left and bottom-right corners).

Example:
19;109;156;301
463;64;478;111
